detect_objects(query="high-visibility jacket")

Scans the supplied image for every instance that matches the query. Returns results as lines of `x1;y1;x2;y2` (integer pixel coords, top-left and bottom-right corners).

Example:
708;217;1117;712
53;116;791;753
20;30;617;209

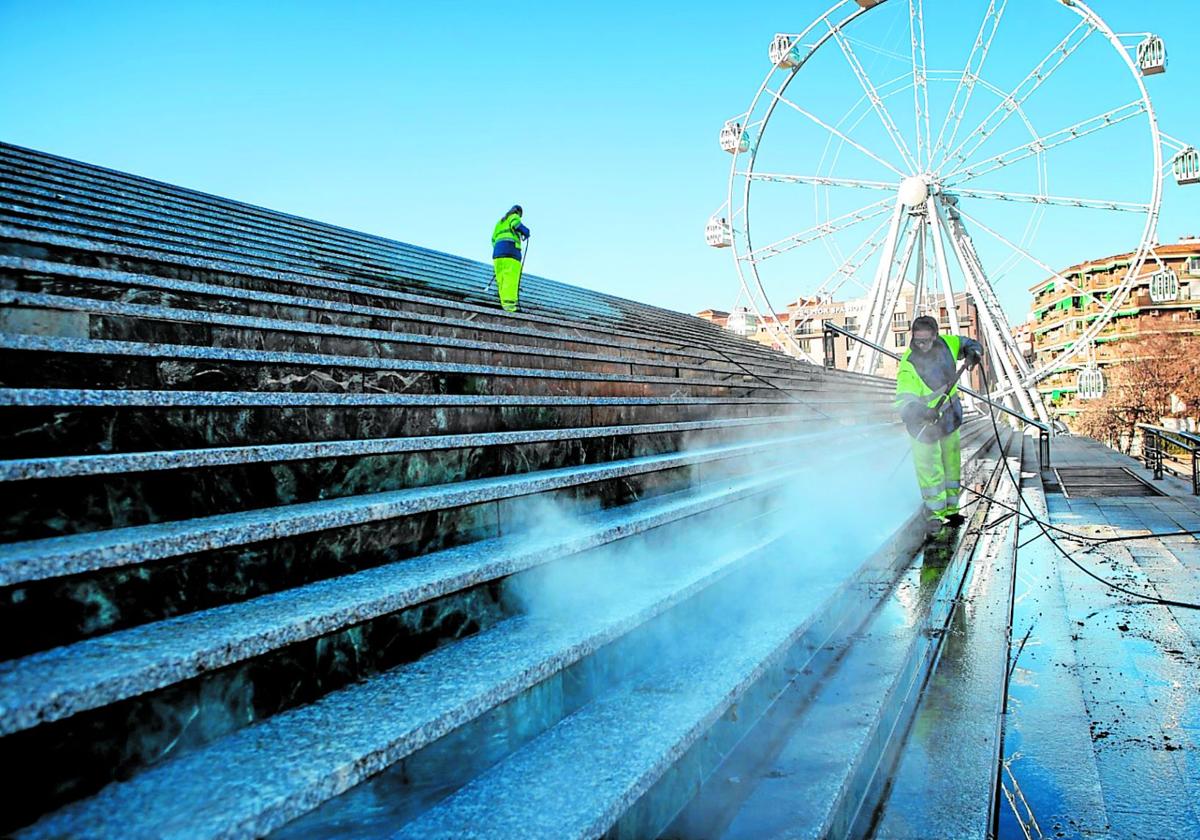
491;212;530;260
894;334;980;441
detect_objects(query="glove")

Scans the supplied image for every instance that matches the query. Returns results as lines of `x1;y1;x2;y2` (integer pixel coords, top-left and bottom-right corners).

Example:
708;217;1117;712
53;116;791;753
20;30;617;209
921;406;942;424
964;350;981;369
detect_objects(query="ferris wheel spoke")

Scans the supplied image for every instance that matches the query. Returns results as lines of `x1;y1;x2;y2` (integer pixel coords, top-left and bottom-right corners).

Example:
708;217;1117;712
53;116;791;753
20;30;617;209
767;89;907;178
825;22;919;173
813;217;892;298
740;171;897;192
929;0;1007;167
945;100;1149;183
940;19;1097;174
952;188;1149;213
741;198;894;264
909;0;933;170
950;204;1109;312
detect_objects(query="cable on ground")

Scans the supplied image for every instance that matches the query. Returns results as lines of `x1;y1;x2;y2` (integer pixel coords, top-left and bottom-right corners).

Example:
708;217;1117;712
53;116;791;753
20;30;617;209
975;365;1200;611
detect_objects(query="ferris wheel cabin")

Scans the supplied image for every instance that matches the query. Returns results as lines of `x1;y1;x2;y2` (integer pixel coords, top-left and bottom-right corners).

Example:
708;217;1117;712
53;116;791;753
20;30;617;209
1077;367;1106;400
1149;267;1180;302
1136;35;1167;75
1173;147;1200;185
853;0;887;8
705;215;732;248
769;34;803;68
720;120;751;154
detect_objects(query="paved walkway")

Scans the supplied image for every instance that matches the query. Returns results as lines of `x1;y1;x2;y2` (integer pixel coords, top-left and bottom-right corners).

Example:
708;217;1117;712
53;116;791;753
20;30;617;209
1002;434;1200;839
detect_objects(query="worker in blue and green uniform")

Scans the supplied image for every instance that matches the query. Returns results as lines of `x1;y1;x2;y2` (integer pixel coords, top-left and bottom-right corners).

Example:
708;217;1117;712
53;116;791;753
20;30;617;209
491;205;530;313
895;315;983;528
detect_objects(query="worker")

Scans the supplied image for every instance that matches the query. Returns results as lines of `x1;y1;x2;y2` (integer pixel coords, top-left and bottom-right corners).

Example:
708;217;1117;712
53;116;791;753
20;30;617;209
894;315;982;529
491;205;530;313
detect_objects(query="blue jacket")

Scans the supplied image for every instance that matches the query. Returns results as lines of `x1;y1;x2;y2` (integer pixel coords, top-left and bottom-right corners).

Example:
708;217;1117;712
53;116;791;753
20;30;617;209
895;334;983;441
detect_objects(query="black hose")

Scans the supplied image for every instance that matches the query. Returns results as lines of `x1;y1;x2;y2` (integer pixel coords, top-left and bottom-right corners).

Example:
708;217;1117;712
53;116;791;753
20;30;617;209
976;365;1200;611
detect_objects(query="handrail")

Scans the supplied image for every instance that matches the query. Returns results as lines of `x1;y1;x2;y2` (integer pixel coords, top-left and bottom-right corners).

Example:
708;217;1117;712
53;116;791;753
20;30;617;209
1136;423;1199;494
822;321;1052;467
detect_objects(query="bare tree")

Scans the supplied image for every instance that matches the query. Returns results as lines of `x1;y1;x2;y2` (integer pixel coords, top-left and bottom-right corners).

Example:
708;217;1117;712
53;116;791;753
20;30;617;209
1073;332;1199;452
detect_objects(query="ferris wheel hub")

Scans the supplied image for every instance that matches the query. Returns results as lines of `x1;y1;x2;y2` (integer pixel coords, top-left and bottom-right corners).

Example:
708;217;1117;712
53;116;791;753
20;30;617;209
899;176;930;207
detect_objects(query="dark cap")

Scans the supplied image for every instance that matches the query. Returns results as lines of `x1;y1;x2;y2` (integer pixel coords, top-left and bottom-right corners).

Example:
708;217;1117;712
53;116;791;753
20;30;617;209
910;315;939;335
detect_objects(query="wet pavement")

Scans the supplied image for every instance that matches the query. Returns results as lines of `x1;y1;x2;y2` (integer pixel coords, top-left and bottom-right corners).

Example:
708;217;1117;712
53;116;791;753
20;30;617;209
1000;436;1200;840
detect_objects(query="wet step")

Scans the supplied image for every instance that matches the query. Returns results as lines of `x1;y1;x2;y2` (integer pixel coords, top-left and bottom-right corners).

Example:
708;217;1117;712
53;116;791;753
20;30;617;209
0;333;804;399
16;501;804;839
2;413;852;540
0;472;800;831
996;441;1109;839
663;428;1014;839
0;388;852;458
868;437;1026;839
380;511;923;840
1;432;885;658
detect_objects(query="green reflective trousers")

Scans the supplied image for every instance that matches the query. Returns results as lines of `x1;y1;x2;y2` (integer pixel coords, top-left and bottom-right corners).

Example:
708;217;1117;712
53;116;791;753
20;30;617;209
911;429;961;521
493;257;522;312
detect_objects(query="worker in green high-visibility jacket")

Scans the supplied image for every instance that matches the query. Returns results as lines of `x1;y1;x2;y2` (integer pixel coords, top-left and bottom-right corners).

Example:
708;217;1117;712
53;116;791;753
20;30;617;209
491;205;530;313
895;315;983;529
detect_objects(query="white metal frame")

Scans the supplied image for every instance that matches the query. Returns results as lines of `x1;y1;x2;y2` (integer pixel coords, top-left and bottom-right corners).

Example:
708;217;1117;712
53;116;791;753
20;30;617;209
718;0;1185;419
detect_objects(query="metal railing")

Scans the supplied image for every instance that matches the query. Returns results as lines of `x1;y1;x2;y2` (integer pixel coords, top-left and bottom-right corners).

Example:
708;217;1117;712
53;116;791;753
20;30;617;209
1137;424;1200;495
822;321;1052;468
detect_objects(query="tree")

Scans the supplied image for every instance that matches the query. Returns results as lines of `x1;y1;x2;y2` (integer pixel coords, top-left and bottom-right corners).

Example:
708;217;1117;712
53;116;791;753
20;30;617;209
1073;332;1199;452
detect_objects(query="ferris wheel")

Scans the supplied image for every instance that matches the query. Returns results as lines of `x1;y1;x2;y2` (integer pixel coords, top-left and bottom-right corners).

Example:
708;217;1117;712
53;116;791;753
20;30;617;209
707;0;1197;422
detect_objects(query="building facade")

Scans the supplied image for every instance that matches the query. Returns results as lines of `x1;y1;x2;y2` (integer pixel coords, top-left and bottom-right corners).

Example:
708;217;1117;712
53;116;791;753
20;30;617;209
699;290;985;382
1027;237;1200;424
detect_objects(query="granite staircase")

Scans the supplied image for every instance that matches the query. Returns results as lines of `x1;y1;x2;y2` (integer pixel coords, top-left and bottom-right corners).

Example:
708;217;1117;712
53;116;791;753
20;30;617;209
1;142;1019;839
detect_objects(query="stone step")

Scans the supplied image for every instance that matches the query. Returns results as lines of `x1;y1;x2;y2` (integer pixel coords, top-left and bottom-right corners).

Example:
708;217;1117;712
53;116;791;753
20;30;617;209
0;205;760;364
0;431;855;658
14;498;811;839
0;414;825;541
1;288;843;389
864;436;1023;839
0;388;869;459
0;332;817;399
369;499;929;840
0;255;807;381
0;152;890;394
0;147;794;362
1;225;822;386
0;468;797;737
663;423;1015;840
0;470;802;830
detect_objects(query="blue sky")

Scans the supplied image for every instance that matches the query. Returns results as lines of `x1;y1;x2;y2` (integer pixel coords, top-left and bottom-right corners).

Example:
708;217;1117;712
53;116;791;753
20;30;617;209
1;1;1196;321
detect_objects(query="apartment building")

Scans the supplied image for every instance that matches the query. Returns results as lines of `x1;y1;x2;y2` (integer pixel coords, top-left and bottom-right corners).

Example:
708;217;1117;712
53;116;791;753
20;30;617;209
1027;237;1200;423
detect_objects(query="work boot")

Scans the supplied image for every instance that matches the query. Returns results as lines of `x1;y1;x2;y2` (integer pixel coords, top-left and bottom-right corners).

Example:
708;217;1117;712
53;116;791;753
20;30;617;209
945;512;966;527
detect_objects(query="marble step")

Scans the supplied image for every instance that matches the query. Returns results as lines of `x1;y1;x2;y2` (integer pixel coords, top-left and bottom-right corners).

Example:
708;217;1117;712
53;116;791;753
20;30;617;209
663;425;1014;840
0;473;800;830
0;147;791;361
868;433;1023;839
0;332;808;399
0;256;809;380
0;388;868;459
0;430;868;657
379;507;925;840
0;150;883;391
0;467;797;736
15;498;814;839
0;224;814;387
0;414;837;541
1;288;837;389
0;204;757;363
